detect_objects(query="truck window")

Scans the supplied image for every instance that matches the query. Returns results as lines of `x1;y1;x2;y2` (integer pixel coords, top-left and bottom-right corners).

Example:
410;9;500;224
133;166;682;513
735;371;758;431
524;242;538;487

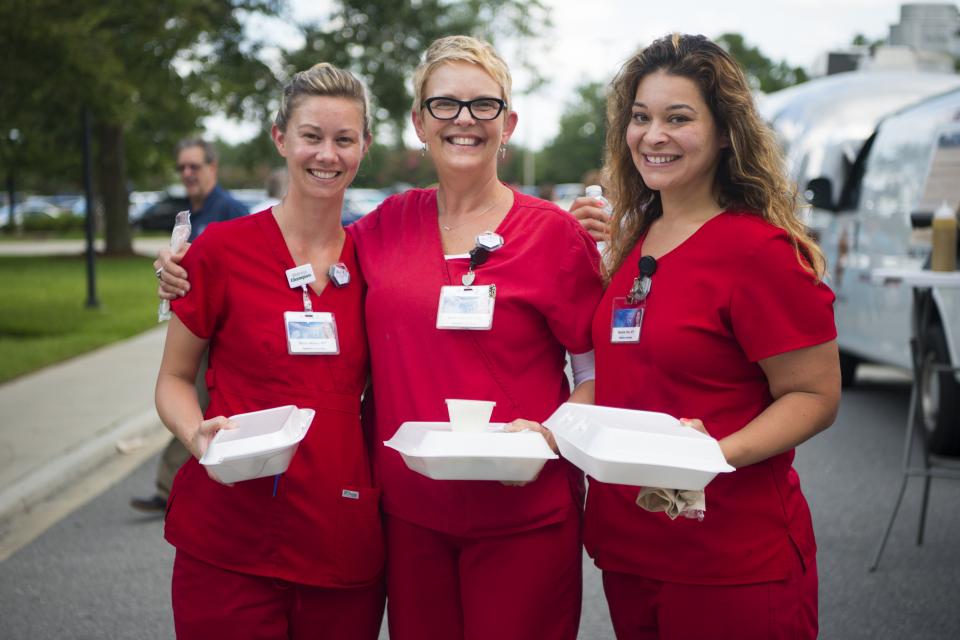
858;110;940;220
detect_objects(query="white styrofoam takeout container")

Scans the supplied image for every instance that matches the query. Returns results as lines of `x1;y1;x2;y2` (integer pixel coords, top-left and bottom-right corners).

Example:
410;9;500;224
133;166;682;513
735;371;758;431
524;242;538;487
384;422;558;482
544;403;734;491
199;405;316;484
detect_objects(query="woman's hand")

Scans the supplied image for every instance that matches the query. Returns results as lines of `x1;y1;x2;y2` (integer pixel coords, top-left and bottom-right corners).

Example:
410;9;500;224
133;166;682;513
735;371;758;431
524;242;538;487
189;416;237;486
499;419;558;487
679;418;709;435
504;418;558;454
569;196;611;243
154;244;191;300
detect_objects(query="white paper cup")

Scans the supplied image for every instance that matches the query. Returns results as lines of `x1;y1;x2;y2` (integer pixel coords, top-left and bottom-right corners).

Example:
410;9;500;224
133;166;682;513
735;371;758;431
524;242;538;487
445;399;496;433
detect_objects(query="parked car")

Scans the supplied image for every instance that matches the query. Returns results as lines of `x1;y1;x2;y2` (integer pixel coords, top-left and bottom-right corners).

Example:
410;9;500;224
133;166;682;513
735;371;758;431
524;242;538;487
552;182;585;212
230;188;269;213
342;188;388;226
137;193;191;231
792;86;960;455
128;191;163;224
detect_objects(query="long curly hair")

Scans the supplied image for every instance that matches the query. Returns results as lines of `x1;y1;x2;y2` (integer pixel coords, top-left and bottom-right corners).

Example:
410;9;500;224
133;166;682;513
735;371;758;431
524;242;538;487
603;33;824;281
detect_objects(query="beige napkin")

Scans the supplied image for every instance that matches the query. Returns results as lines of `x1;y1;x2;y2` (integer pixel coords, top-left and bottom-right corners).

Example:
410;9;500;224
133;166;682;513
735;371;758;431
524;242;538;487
636;487;706;521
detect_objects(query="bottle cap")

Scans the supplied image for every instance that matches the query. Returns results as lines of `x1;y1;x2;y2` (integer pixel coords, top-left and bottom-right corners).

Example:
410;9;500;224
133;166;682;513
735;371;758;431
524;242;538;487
934;201;955;219
585;185;603;198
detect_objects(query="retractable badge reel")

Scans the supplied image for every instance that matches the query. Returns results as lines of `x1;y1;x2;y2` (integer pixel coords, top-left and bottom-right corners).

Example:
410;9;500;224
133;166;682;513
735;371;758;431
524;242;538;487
437;232;502;330
611;255;657;343
283;263;345;355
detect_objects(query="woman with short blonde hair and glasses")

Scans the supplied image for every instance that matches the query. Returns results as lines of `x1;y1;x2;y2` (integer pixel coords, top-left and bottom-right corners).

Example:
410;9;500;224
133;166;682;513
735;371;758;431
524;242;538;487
351;35;601;639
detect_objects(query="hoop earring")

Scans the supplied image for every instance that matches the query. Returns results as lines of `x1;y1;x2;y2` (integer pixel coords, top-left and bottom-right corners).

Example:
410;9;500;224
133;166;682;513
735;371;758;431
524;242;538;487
499;145;507;159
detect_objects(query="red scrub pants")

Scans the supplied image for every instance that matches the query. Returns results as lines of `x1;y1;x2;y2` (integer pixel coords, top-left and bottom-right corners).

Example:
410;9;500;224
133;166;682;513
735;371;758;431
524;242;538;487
601;551;818;639
384;510;582;640
172;551;385;640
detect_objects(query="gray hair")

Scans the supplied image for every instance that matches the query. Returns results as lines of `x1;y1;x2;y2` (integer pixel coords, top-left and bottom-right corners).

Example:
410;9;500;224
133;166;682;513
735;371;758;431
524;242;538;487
174;137;217;164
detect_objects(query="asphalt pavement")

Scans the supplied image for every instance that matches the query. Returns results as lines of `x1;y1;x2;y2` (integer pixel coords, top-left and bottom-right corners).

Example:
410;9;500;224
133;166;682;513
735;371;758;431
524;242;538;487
1;361;959;638
0;235;957;637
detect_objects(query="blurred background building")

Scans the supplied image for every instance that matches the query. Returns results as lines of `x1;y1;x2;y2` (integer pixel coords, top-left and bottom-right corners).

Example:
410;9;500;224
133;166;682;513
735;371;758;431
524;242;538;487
814;2;960;75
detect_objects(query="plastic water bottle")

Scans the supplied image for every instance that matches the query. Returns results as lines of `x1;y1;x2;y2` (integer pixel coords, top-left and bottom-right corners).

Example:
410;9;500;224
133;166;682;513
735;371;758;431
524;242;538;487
585;184;612;216
585;185;611;254
158;210;192;322
931;201;957;272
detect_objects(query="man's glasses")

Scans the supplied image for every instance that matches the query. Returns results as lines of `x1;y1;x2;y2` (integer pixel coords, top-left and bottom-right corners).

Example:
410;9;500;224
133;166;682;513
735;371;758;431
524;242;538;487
422;97;506;121
175;162;207;173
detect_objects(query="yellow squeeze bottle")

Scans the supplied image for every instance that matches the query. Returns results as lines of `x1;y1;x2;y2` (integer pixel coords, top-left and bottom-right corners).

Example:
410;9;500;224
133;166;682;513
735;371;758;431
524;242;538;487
931;201;958;272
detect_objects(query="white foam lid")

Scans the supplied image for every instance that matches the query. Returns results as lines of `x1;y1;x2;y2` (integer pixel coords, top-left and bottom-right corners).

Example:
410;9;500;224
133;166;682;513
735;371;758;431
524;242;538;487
544;403;734;489
385;422;558;460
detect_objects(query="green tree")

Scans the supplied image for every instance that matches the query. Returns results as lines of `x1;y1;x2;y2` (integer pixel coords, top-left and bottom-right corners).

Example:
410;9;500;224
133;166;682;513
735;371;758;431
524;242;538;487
0;0;281;253
851;33;885;49
537;82;607;185
716;33;808;93
284;0;550;147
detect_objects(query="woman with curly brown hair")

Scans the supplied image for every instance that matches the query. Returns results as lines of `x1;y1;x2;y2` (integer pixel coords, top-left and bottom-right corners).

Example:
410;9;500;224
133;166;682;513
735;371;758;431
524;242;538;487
572;33;839;639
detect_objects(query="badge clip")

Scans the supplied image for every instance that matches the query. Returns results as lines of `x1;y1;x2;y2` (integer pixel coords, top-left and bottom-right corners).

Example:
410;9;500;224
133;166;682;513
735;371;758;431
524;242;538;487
462;246;491;287
328;262;350;288
627;255;658;304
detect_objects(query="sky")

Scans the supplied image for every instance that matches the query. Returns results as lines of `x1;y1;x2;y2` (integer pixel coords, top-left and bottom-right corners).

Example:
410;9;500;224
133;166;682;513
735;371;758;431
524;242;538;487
205;0;916;150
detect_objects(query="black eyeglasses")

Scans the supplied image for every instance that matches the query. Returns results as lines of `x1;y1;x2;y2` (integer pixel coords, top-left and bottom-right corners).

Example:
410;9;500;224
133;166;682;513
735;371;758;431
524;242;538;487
422;97;507;121
175;162;207;173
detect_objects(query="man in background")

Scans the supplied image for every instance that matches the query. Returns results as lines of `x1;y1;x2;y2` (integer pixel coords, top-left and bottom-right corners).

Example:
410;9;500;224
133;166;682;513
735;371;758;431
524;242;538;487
130;137;248;513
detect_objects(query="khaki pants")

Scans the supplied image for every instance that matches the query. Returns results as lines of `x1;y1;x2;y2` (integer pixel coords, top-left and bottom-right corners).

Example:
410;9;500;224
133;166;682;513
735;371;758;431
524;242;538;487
156;350;209;498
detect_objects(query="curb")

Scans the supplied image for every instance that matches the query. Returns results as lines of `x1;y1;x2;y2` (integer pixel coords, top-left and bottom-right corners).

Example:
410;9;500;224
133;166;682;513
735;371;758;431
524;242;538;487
0;408;167;526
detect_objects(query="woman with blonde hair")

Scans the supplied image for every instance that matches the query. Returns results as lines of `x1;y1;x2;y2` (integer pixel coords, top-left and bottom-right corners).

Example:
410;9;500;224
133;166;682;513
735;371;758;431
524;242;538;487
349;35;601;639
572;33;839;638
156;62;384;638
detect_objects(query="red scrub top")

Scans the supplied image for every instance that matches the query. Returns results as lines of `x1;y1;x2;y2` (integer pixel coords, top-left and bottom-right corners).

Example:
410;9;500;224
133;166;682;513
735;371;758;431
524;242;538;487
586;211;836;585
349;188;603;537
165;210;383;588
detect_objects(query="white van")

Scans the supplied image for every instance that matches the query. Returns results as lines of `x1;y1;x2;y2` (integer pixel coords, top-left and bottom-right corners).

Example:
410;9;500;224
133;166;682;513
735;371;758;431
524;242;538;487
770;81;960;455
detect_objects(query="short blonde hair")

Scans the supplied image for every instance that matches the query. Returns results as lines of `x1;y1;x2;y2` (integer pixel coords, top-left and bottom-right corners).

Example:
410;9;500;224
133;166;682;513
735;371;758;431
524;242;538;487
412;35;513;112
275;62;371;137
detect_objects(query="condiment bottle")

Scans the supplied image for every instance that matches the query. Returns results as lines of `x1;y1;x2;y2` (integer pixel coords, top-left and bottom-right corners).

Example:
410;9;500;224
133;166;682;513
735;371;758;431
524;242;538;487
931;201;958;272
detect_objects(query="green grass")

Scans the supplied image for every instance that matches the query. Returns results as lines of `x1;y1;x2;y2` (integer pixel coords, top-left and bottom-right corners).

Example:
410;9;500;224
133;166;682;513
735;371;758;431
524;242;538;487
0;255;159;383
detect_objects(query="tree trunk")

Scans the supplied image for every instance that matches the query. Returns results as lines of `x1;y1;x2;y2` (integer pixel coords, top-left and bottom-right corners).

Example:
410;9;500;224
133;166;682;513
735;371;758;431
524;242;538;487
97;121;132;255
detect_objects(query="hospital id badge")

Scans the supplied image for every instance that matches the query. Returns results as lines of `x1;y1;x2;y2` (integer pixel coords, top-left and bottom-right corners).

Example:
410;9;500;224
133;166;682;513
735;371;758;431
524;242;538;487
284;311;340;354
611;297;644;343
436;285;496;330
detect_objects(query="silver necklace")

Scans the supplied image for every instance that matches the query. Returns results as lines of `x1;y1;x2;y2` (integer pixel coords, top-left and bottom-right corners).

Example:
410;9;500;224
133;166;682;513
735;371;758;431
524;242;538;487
437;191;502;232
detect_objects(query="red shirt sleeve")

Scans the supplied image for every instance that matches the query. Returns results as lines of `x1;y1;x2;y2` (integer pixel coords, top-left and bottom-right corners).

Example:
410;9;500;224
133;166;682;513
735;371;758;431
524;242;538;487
540;218;604;354
729;232;836;362
170;223;229;340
